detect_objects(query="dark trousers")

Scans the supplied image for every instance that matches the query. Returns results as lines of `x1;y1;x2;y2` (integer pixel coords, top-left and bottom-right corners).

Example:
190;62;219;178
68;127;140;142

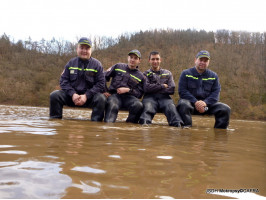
104;93;143;123
176;99;231;129
49;90;106;121
139;94;183;127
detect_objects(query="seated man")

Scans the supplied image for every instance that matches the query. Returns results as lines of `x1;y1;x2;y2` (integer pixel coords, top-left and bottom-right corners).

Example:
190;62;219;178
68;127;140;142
49;37;106;121
176;50;231;129
139;51;183;127
103;50;145;123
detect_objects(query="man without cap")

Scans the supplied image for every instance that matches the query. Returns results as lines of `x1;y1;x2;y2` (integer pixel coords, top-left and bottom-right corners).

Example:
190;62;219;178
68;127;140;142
49;37;106;121
103;50;145;123
176;50;231;129
139;51;183;127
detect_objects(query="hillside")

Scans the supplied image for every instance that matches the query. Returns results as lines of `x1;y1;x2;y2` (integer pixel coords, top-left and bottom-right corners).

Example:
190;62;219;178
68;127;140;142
0;29;265;120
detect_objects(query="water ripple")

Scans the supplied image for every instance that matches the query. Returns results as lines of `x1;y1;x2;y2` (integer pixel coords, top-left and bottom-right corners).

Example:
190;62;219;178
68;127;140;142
0;120;57;135
156;195;175;199
0;162;19;167
108;155;121;159
0;150;27;155
0;160;72;198
71;166;106;174
157;156;173;160
72;181;101;194
0;145;16;148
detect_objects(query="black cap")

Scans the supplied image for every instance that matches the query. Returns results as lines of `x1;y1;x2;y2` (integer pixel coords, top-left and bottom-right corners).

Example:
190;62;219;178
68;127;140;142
78;37;92;47
196;50;210;59
128;49;141;58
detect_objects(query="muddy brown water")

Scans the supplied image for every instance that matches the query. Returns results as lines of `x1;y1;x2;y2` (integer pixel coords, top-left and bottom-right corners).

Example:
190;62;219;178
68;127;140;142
0;105;265;199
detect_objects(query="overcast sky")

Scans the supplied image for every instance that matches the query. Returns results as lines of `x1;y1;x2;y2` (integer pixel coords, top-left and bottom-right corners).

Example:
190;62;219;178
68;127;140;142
1;0;265;42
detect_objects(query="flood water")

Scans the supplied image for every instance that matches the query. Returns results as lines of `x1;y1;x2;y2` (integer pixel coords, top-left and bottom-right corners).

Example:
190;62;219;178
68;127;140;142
0;104;265;199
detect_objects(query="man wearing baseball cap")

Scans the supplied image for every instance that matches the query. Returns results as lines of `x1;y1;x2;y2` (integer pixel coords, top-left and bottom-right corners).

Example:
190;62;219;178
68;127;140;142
176;50;231;129
103;49;145;123
49;37;106;121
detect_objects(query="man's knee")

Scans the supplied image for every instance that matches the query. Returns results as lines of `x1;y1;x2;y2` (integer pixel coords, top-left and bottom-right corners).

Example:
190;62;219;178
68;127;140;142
132;100;143;112
178;99;191;106
93;93;107;105
213;103;231;129
106;96;120;111
49;90;64;119
177;99;193;111
223;103;231;113
50;90;61;101
143;101;156;113
217;103;231;116
165;102;176;111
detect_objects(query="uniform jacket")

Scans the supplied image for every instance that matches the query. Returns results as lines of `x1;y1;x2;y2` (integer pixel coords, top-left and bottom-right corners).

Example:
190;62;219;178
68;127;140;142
178;67;221;105
144;68;175;95
60;57;105;99
104;63;145;99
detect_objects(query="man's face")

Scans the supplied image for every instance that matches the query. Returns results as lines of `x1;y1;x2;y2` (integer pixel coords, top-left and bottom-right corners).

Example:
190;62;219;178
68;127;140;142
149;54;161;70
76;44;91;60
195;57;210;73
128;54;140;69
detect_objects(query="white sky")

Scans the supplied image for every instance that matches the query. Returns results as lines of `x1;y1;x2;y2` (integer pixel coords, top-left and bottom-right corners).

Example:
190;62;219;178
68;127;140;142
0;0;265;42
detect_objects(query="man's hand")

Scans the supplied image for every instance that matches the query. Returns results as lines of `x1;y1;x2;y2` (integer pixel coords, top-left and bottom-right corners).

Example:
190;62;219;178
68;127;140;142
117;87;130;94
104;92;111;98
76;94;87;106
72;93;87;106
163;84;168;88
195;100;207;113
72;93;80;105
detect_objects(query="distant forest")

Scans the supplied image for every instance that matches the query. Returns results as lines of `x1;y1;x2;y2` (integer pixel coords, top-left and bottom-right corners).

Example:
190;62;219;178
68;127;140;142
0;29;265;120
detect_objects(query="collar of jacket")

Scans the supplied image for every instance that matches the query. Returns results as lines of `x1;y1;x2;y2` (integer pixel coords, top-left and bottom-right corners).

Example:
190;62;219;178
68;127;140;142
150;67;162;74
192;66;209;76
126;65;139;71
78;57;90;65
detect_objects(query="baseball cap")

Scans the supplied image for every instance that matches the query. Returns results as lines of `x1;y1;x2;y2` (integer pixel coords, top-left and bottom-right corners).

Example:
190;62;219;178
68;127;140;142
78;37;92;47
196;50;210;59
128;49;141;58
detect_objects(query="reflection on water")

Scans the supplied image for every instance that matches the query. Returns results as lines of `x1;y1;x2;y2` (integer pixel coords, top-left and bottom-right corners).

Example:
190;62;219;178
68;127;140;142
0;120;57;135
71;166;106;174
0;159;71;198
0;150;27;154
0;105;265;198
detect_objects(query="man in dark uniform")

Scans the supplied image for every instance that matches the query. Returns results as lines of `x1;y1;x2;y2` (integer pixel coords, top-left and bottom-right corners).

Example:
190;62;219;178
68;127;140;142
177;50;231;129
139;51;183;127
103;50;145;123
49;37;106;121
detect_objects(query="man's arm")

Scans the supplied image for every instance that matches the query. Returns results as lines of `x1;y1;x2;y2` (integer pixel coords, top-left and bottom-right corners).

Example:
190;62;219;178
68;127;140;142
144;72;165;94
203;75;221;105
161;71;175;95
103;64;117;97
85;62;105;100
178;71;198;104
60;61;77;97
128;74;145;99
